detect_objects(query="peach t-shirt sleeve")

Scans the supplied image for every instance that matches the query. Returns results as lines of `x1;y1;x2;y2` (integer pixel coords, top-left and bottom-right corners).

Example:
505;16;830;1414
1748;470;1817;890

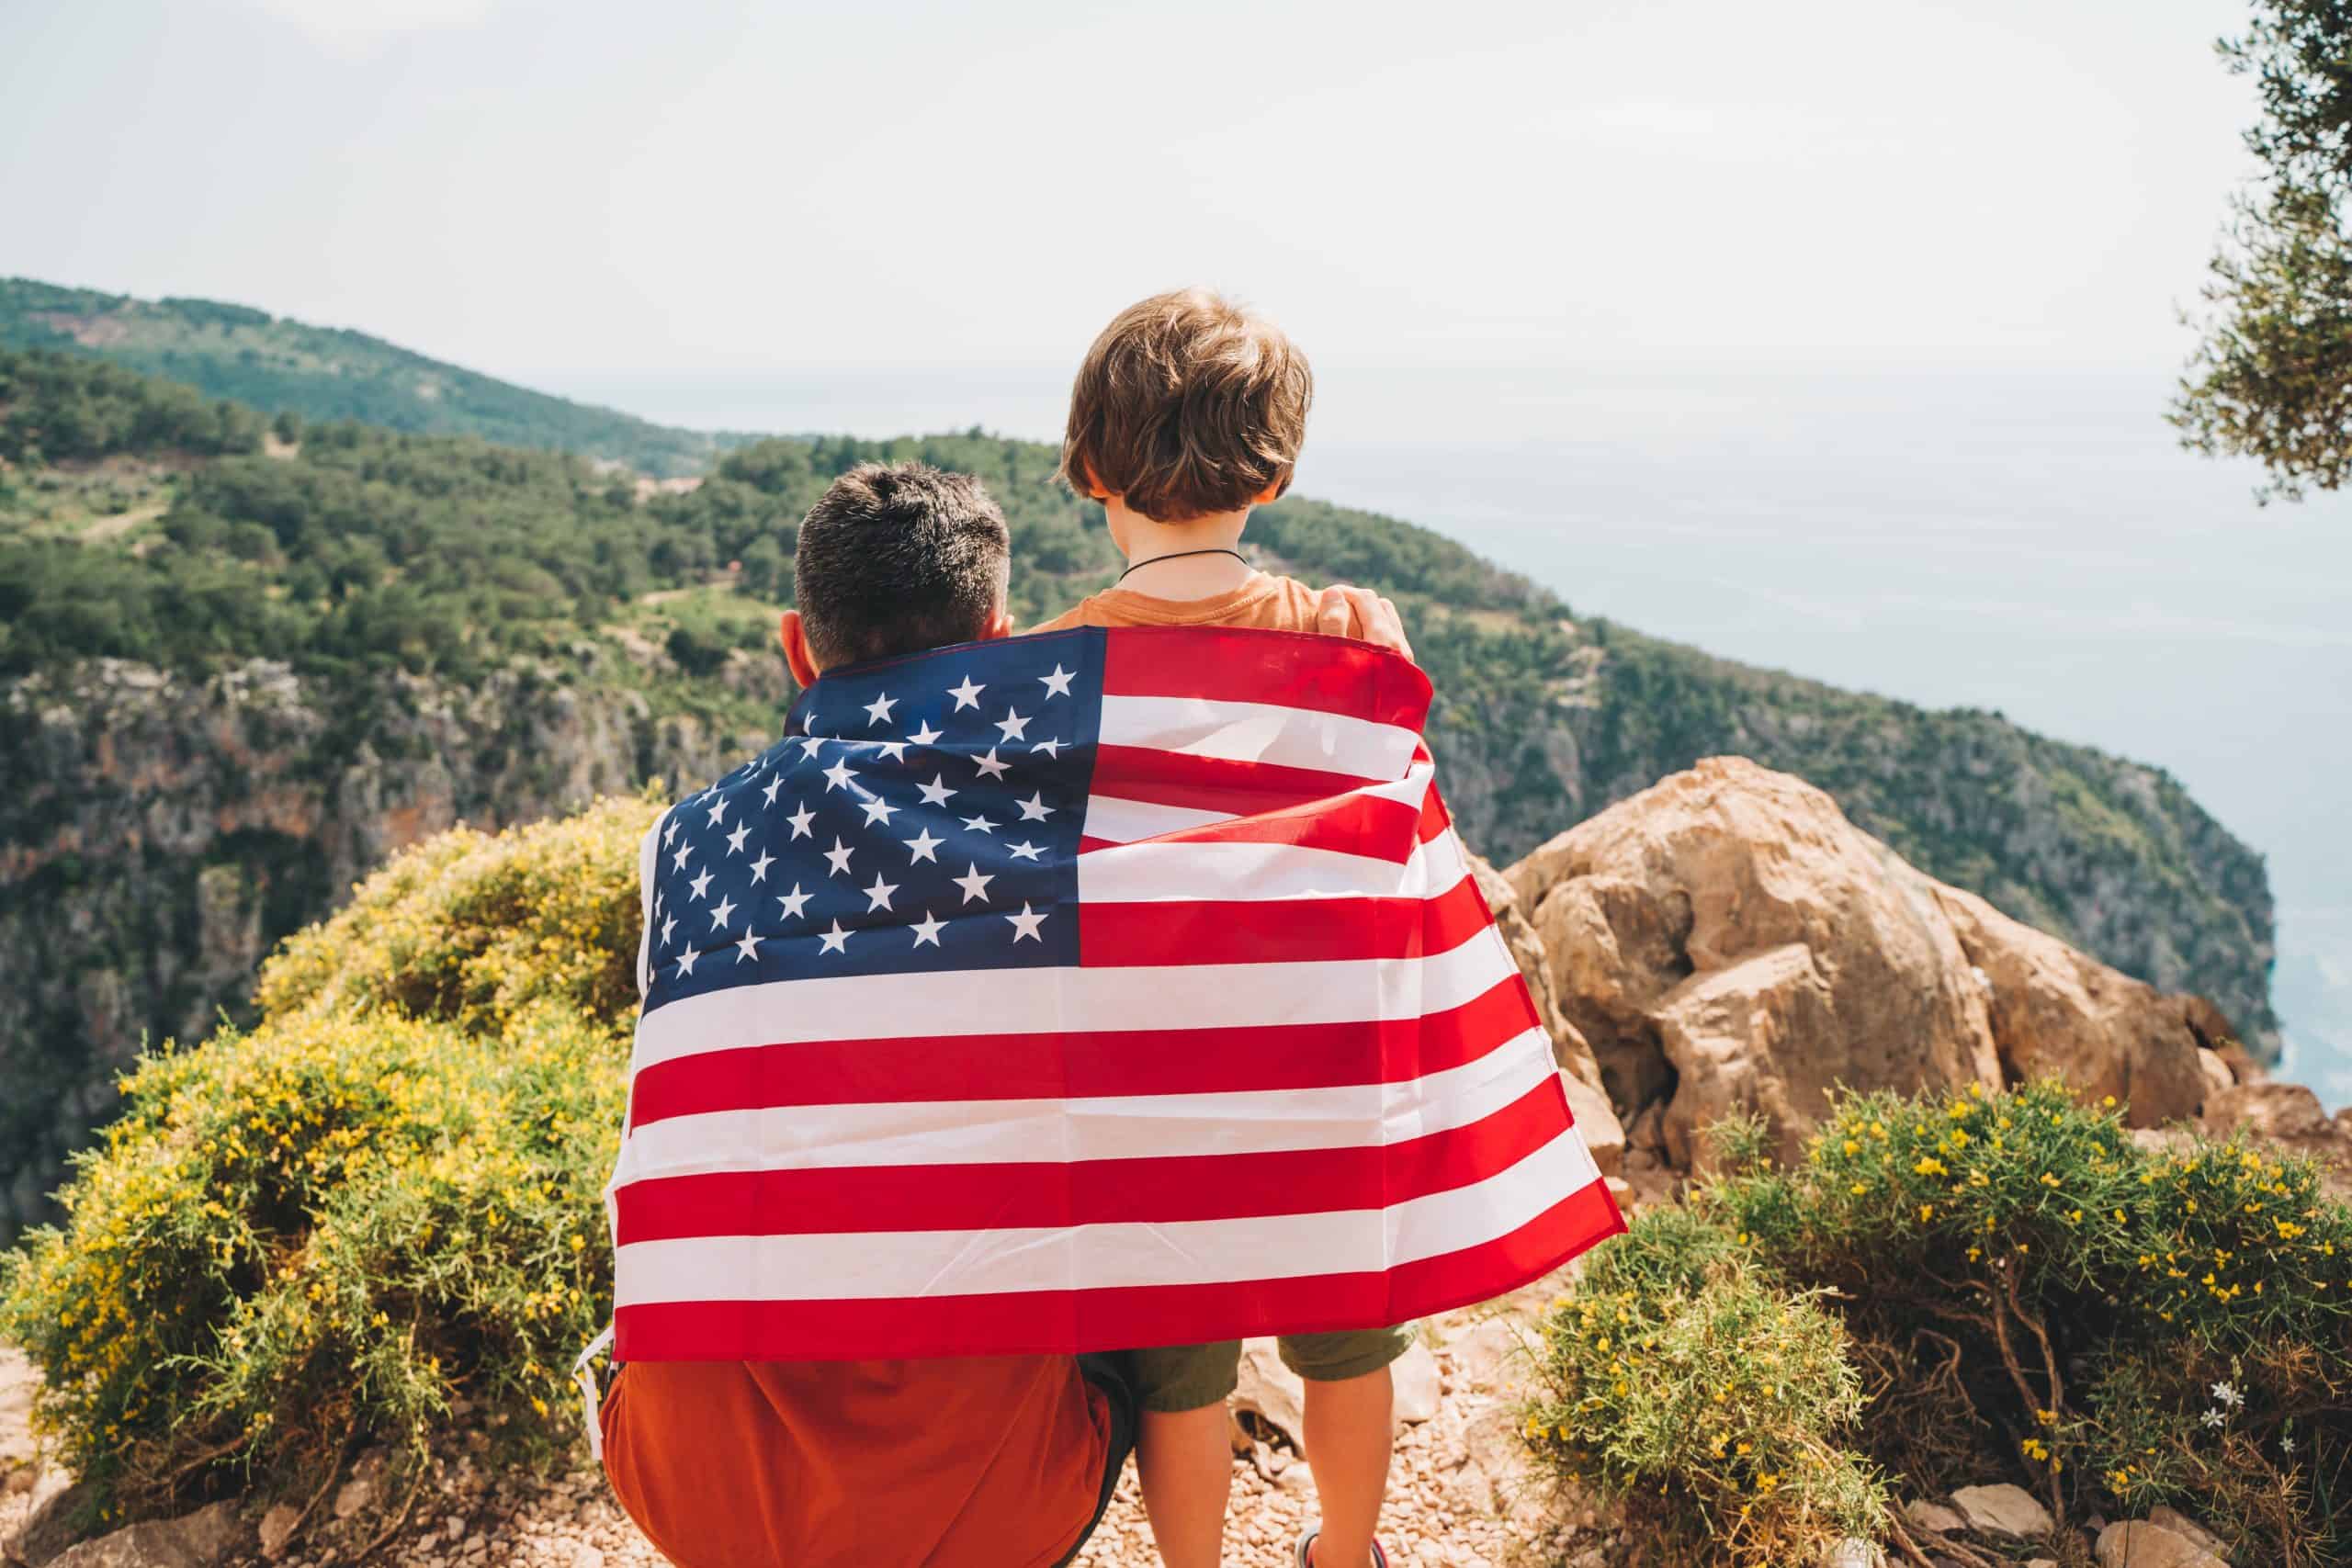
1035;574;1355;636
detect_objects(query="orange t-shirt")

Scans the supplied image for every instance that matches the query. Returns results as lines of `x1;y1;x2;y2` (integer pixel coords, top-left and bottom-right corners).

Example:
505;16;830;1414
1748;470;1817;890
601;1356;1108;1568
1034;572;1362;637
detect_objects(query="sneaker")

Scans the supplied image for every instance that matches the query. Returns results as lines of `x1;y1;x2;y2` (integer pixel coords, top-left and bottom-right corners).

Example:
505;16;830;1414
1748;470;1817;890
1294;1529;1389;1568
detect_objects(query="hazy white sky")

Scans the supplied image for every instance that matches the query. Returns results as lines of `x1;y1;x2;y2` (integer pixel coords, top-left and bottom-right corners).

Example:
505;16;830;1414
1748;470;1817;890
0;0;2267;384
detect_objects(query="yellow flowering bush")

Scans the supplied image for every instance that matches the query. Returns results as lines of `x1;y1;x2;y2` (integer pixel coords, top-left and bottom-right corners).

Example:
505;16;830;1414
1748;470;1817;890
254;794;657;1032
0;804;649;1523
1519;1207;1887;1566
1531;1081;2352;1562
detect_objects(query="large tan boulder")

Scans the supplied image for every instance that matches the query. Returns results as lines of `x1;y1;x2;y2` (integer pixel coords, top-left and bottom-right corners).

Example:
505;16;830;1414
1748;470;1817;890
1931;885;2212;1128
1466;854;1624;1178
1504;759;2227;1170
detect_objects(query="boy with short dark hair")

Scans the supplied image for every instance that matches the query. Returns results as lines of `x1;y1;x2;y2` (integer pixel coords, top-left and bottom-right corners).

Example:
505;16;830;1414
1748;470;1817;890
1037;288;1408;1568
600;460;1135;1568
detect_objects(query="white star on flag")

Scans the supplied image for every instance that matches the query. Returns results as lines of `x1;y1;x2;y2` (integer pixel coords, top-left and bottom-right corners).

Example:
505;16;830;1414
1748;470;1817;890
672;841;694;872
905;828;943;863
690;867;714;900
725;823;751;855
674;946;698;976
1039;664;1075;697
908;719;944;747
960;814;996;835
707;795;729;827
947;675;985;711
860;796;899;827
761;776;785;807
1005;903;1047;942
776;884;811;920
822;759;858;792
864;692;898;726
865;874;899;912
954;863;994;903
824;839;855;877
974;749;1011;780
1017;793;1055;821
910;911;945;948
798;736;825;760
660;914;677;944
735;932;762;964
918;775;955;807
995;708;1030;743
1009;840;1043;862
708;895;737;931
1033;738;1063;760
749;850;775;884
787;803;816;840
819;920;850;954
875;739;909;762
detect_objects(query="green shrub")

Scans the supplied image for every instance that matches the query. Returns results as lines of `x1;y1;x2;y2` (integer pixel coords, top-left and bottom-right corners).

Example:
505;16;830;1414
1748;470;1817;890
0;1001;623;1519
0;804;653;1523
1520;1209;1887;1566
254;795;654;1032
1522;1081;2352;1563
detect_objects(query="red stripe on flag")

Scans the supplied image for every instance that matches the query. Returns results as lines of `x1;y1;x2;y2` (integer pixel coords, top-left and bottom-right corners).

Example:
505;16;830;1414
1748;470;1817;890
615;1075;1566;1244
1090;745;1374;818
1102;625;1433;731
1085;787;1425;861
1078;874;1490;967
611;1175;1626;1361
625;973;1541;1127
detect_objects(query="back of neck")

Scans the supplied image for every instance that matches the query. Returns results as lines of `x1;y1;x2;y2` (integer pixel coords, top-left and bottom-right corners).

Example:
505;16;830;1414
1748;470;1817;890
1109;499;1256;601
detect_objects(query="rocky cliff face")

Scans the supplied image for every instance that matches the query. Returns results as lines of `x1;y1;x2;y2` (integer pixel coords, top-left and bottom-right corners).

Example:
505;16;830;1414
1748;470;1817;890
0;654;781;1235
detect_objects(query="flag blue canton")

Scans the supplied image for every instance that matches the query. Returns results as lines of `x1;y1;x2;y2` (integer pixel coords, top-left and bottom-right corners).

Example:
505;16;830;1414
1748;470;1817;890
641;628;1104;1011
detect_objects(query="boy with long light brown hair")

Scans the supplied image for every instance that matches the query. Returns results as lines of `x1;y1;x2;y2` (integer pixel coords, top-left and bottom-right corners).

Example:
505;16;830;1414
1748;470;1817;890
1037;288;1409;1568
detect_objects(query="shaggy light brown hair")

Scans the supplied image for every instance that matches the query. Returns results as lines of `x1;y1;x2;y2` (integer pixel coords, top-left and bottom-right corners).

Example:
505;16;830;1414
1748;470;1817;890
1057;288;1313;524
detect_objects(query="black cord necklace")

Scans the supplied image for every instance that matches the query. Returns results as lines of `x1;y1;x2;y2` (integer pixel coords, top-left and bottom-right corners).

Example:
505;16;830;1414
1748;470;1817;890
1117;547;1250;583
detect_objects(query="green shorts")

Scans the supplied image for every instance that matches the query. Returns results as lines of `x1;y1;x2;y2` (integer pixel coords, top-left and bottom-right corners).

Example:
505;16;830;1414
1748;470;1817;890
1130;1325;1419;1414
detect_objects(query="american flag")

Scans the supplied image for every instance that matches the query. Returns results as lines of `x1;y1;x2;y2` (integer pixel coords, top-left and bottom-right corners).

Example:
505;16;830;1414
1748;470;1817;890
605;625;1624;1360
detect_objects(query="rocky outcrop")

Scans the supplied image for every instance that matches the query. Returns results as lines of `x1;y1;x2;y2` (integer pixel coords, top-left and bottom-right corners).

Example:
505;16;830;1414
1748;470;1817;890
0;654;783;1237
1504;760;2240;1170
1466;855;1624;1179
1931;885;2218;1129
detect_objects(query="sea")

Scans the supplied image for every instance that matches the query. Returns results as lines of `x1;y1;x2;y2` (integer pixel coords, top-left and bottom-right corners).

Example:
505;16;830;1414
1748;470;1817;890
546;364;2352;1110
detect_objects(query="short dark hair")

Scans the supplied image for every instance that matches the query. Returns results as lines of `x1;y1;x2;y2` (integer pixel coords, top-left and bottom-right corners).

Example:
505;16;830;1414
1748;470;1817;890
792;462;1011;669
1057;288;1312;523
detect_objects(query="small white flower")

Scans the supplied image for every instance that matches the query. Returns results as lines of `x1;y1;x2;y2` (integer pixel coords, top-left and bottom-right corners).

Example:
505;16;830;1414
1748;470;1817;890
2201;1408;2227;1429
2280;1436;2296;1455
2211;1382;2244;1409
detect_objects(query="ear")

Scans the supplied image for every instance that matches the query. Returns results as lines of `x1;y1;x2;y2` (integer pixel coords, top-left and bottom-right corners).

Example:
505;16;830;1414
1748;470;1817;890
978;605;1017;643
1251;479;1283;505
778;610;820;687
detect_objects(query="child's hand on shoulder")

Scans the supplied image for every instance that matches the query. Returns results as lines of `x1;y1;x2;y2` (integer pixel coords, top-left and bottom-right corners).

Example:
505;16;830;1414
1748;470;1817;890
1314;584;1414;662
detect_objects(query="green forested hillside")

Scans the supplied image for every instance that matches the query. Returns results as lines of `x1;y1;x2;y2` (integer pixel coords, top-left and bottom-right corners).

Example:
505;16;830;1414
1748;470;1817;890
0;277;741;476
0;346;2278;1236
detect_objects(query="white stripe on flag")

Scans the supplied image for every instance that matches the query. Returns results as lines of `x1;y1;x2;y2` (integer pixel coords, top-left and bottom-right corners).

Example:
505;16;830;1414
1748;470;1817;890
613;1123;1602;1307
1076;828;1469;905
1100;694;1420;781
1080;763;1436;847
611;1026;1556;1188
629;915;1517;1071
